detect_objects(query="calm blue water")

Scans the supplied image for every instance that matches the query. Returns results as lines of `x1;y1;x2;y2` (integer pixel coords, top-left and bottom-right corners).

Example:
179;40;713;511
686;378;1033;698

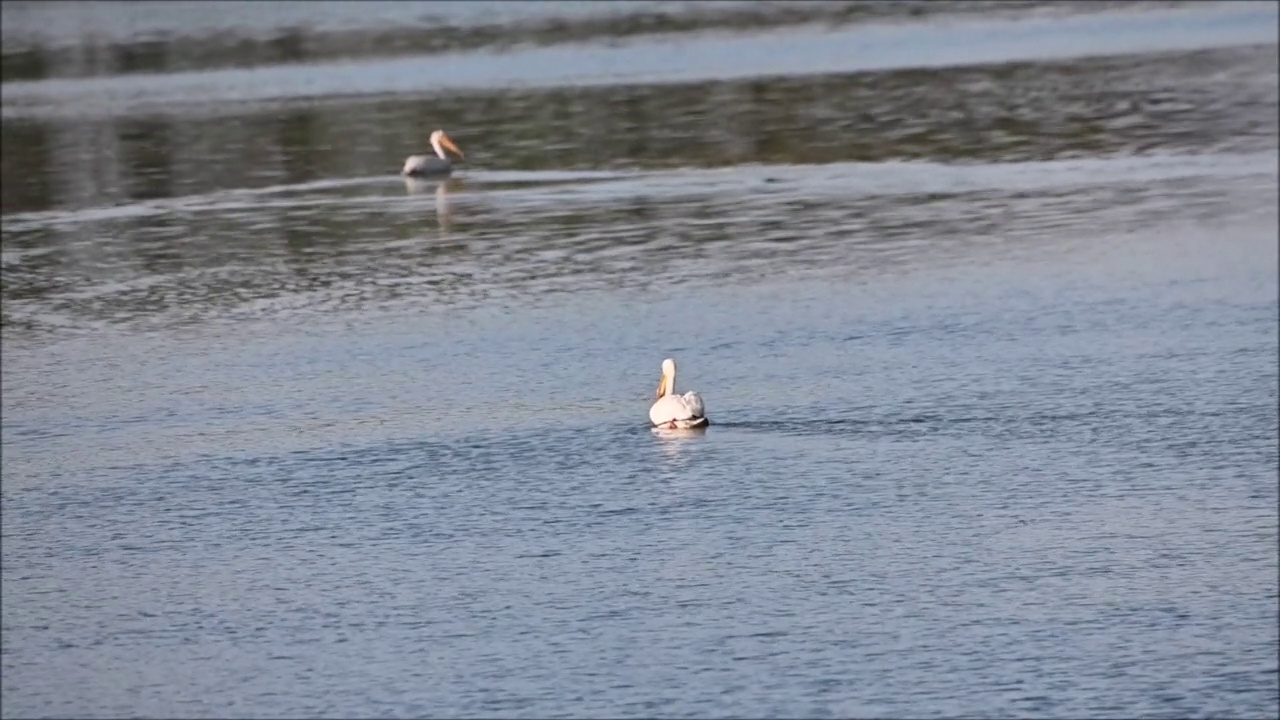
2;2;1278;718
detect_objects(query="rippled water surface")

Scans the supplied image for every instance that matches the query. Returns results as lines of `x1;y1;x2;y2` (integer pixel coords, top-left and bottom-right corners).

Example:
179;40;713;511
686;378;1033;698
2;2;1277;718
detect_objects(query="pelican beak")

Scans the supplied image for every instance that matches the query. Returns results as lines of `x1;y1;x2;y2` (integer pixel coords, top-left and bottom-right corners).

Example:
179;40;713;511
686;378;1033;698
438;132;464;160
655;374;668;399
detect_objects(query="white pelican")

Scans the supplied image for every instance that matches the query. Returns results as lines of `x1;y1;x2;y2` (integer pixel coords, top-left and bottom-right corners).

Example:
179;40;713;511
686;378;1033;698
649;358;709;429
402;129;464;177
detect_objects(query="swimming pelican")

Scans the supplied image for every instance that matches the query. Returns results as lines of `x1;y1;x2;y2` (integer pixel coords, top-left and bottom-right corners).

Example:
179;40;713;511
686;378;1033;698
402;129;464;177
649;358;709;429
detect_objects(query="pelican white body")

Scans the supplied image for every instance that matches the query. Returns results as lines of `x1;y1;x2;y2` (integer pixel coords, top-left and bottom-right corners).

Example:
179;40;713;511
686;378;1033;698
649;358;709;428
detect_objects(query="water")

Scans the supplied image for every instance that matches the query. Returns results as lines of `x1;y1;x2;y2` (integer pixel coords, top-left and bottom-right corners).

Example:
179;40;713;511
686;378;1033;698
2;2;1277;718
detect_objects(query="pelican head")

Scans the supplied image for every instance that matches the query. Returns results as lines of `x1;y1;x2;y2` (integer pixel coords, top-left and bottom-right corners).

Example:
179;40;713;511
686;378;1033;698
429;129;464;160
656;357;676;399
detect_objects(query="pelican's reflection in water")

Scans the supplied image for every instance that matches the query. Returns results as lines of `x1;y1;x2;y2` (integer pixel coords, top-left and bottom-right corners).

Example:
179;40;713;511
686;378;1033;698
651;424;708;463
403;177;462;233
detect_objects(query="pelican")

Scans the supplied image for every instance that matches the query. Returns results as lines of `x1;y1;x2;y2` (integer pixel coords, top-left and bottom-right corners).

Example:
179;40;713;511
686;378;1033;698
402;129;464;177
649;358;709;429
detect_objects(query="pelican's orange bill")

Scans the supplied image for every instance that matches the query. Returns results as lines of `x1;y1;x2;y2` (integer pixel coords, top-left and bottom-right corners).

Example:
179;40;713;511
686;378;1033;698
438;132;464;159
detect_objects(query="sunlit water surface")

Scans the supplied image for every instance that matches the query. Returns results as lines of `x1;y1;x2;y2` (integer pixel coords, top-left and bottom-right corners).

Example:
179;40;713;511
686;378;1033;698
2;2;1277;718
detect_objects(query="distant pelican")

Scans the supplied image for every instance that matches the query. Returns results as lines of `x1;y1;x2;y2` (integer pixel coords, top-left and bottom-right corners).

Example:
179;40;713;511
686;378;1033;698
402;129;464;178
649;358;709;429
